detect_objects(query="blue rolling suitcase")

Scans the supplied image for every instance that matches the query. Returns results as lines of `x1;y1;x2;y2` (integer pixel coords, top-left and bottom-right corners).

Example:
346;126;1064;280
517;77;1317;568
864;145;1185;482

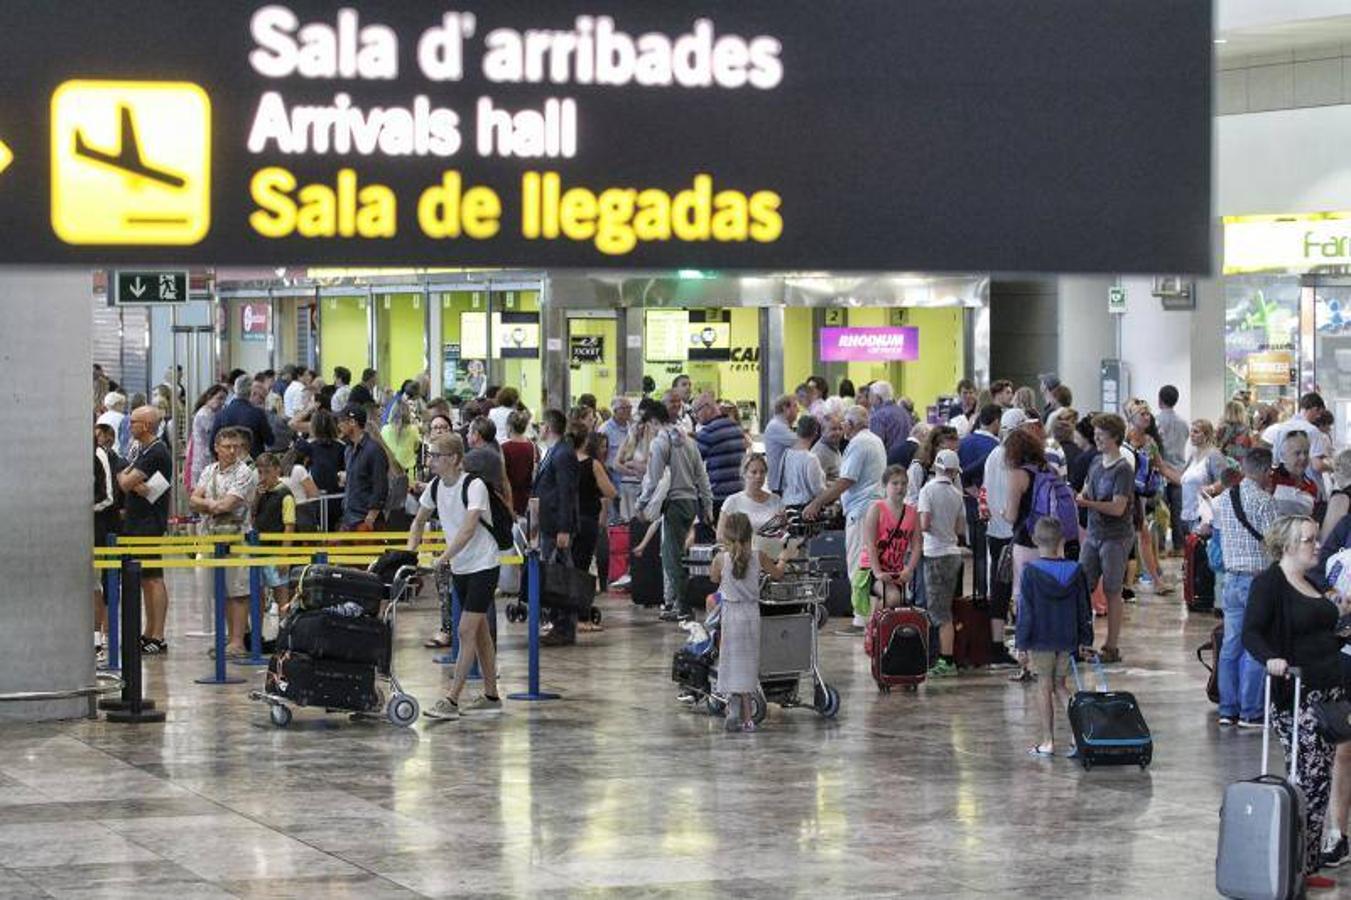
1216;672;1307;900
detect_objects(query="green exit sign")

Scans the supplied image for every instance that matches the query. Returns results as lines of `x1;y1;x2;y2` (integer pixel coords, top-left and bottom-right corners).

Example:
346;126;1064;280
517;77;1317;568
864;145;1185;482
1108;285;1127;315
112;269;189;306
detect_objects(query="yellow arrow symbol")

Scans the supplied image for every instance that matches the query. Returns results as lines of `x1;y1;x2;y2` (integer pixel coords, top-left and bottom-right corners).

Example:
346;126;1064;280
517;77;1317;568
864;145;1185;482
0;139;11;176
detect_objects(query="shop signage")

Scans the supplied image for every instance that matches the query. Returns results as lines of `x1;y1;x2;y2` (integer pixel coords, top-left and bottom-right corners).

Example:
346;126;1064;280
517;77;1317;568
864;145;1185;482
687;322;731;361
241;302;271;341
112;269;188;305
1246;350;1296;386
570;334;604;364
0;2;1210;272
819;326;919;363
1224;213;1351;274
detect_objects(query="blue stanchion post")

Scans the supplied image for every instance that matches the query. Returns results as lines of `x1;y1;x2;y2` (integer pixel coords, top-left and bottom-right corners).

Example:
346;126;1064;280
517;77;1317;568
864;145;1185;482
509;552;559;702
196;542;245;685
234;530;267;666
434;584;482;679
104;534;120;672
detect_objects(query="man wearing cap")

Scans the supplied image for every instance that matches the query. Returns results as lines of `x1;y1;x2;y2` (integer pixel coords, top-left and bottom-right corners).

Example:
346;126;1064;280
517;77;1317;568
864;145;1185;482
919;447;967;677
211;373;273;460
338;404;389;531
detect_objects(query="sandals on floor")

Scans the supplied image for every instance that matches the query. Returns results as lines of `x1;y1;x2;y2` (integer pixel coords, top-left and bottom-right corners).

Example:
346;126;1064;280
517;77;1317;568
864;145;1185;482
1027;744;1054;758
423;634;451;649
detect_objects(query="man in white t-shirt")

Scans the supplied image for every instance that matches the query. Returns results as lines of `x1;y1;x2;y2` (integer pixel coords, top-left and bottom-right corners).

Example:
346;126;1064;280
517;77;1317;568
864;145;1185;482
407;433;503;721
283;368;314;418
919;448;967;678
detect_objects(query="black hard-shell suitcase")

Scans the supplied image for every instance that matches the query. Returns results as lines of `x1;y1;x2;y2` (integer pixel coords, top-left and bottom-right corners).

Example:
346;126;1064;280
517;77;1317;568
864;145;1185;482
1067;656;1153;769
293;564;386;616
807;530;847;578
630;519;664;607
1216;672;1307;899
266;651;377;710
276;610;390;669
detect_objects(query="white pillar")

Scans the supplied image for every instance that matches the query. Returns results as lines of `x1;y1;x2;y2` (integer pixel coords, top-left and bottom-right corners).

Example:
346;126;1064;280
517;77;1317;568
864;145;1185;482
1056;276;1116;410
0;269;95;720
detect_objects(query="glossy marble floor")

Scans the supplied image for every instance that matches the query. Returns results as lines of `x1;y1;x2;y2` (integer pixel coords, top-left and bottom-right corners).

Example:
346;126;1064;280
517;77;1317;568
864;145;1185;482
0;559;1329;898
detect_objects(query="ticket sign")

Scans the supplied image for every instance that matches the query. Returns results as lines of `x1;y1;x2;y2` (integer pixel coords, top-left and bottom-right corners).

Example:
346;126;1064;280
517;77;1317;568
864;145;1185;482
0;2;1212;272
819;326;919;363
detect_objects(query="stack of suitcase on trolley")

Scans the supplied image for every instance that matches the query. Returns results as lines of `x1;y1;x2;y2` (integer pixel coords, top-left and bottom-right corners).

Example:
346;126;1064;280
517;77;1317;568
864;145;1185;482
265;564;395;718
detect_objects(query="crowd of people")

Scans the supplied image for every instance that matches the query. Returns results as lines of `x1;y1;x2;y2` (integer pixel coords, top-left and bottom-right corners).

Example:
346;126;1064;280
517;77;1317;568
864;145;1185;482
90;359;1351;885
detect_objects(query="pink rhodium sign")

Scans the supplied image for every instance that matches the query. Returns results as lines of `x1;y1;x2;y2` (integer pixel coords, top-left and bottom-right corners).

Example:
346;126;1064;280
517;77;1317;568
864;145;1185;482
818;326;919;362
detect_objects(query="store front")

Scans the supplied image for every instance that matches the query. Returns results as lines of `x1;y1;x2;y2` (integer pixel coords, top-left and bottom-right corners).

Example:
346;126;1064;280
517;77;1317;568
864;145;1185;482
1223;212;1351;443
211;269;987;431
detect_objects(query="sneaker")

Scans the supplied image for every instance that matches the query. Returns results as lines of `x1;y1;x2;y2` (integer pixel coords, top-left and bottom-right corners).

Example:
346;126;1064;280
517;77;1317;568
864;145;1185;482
676;691;698;704
741;721;758;733
989;649;1020;669
928;658;958;678
461;695;503;716
423;698;460;720
611;574;632;589
140;637;167;655
1236;717;1263;730
658;607;680;622
1217;715;1236;727
1323;834;1349;869
1155;578;1176;596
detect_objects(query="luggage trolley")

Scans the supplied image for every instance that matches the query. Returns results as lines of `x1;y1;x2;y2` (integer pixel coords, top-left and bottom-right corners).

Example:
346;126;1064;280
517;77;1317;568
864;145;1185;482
250;562;423;728
672;511;842;721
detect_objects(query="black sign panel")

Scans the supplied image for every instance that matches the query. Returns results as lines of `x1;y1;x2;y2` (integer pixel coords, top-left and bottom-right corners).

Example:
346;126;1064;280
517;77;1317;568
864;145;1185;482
570;334;604;364
0;1;1212;273
112;269;188;305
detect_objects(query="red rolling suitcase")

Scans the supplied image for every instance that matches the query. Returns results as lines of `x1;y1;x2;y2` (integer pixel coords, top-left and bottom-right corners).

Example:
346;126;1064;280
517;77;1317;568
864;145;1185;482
865;603;929;692
607;522;631;586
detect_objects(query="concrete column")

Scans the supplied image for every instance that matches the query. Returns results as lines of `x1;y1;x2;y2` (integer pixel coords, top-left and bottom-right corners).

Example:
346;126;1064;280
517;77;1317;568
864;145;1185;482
541;303;569;412
0;269;95;720
1056;276;1117;411
622;306;644;394
761;307;785;420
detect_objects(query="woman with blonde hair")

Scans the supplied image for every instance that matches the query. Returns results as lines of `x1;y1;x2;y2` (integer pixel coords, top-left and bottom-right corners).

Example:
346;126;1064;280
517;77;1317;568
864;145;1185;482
1217;399;1252;462
1179;419;1227;539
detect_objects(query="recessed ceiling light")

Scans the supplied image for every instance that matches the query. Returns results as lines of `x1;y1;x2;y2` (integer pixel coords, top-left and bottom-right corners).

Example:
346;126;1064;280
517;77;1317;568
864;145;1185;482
1214;38;1228;44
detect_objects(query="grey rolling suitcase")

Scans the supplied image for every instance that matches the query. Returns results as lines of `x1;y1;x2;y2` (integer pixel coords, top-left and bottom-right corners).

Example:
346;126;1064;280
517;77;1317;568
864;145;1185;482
1216;670;1307;899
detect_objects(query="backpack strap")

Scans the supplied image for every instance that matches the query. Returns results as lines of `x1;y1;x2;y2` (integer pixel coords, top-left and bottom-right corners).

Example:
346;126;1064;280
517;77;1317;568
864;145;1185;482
430;475;441;505
1229;484;1264;543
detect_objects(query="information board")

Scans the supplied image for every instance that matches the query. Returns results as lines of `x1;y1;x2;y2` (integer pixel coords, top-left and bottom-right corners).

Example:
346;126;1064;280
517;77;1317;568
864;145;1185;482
0;1;1212;272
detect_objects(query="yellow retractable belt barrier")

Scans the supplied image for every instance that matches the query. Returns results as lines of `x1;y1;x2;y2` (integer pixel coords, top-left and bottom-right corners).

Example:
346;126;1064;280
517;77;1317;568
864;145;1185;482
113;534;244;546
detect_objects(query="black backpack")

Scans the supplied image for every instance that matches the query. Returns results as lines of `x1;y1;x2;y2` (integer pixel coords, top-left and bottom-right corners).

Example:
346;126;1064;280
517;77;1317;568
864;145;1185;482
432;474;515;551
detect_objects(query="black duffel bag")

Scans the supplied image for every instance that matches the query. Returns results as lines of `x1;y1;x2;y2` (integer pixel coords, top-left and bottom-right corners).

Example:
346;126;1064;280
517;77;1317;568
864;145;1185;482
538;553;596;613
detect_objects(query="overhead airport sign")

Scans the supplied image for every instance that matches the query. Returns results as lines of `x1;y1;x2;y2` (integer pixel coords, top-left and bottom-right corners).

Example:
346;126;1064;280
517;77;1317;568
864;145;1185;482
0;1;1212;272
112;269;189;305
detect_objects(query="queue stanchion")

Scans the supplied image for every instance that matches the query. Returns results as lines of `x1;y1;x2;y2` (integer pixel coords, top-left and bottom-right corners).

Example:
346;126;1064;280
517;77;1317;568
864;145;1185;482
508;551;559;702
235;530;268;666
434;584;482;679
103;534;121;672
102;560;166;722
196;542;244;685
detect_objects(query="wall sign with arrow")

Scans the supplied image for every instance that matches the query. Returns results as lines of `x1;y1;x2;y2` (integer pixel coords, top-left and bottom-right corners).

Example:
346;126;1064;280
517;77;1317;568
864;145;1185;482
112;269;188;306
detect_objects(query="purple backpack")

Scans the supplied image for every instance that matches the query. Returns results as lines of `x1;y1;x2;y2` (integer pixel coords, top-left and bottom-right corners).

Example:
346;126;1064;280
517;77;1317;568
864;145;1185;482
1023;465;1079;542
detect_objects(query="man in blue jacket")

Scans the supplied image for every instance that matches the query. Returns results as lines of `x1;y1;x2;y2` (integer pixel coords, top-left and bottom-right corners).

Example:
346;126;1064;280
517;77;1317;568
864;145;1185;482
694;392;747;520
532;408;581;646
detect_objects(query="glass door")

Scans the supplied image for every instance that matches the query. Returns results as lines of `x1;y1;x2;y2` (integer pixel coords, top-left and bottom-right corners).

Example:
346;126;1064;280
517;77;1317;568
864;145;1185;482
567;313;619;407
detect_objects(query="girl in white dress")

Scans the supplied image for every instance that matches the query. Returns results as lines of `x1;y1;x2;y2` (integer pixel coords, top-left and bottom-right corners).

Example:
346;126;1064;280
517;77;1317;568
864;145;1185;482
710;511;799;733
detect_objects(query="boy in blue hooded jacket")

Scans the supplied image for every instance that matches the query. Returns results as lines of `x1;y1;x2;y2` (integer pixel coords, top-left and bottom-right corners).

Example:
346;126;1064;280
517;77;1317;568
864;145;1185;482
1017;516;1095;757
